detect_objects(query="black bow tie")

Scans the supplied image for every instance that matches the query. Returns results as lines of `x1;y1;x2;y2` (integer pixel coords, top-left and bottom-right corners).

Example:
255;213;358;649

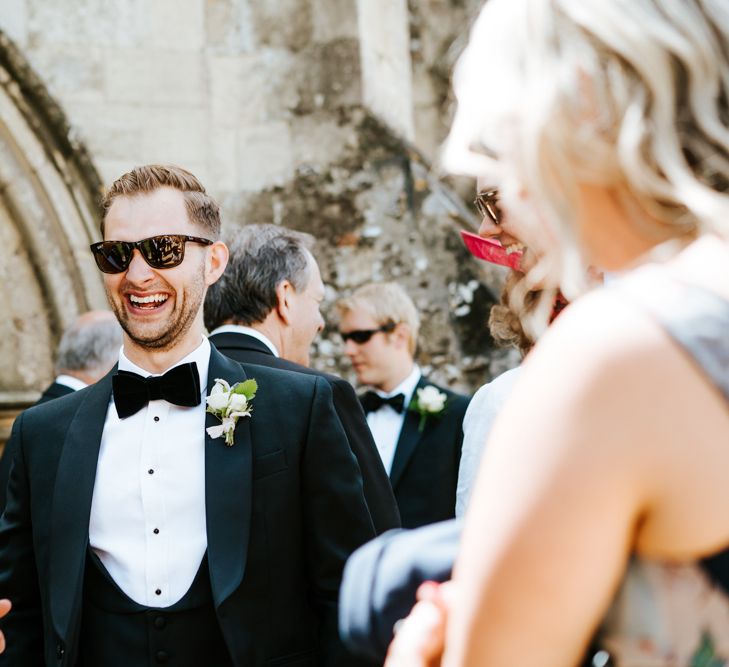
112;362;202;419
361;391;406;414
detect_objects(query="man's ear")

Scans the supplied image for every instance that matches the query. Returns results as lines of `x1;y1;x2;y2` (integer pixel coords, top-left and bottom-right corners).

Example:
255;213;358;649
274;280;295;326
205;241;229;286
392;322;412;349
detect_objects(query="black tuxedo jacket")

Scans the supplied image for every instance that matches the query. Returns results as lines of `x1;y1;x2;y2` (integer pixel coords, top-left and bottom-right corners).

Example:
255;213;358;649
378;377;470;529
0;347;377;666
209;331;400;534
0;381;76;513
339;519;461;662
36;381;75;405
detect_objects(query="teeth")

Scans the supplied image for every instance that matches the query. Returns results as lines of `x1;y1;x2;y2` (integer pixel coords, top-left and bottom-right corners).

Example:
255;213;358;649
130;294;168;304
504;243;525;255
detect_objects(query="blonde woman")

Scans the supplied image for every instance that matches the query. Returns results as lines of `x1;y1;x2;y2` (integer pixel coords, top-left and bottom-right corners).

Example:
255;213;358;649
386;0;729;665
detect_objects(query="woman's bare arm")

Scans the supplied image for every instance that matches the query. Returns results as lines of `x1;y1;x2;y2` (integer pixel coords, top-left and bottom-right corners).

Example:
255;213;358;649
442;292;671;667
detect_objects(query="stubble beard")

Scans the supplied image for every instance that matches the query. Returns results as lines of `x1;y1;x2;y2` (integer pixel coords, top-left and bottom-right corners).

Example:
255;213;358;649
106;267;206;353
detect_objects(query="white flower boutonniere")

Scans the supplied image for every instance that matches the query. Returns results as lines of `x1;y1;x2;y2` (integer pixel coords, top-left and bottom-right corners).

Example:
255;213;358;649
205;378;258;446
408;385;448;432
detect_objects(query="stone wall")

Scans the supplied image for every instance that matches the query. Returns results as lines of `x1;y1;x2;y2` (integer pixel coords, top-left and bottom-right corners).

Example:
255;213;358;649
0;0;517;437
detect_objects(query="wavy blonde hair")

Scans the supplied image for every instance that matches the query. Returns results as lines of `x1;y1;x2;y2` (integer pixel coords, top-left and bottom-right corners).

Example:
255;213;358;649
445;0;729;333
488;272;539;356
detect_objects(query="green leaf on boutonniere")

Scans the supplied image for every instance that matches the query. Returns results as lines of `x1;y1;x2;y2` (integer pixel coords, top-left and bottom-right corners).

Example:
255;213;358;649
206;377;257;446
234;378;258;399
691;632;725;667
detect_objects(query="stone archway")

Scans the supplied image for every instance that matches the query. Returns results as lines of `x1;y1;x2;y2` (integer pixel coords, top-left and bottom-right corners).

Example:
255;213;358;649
0;30;106;443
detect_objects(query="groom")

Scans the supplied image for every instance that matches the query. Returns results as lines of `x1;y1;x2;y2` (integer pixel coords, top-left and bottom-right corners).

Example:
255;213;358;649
0;165;377;666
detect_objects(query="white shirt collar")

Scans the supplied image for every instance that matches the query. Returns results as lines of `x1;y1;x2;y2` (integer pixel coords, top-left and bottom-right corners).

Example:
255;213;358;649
378;365;422;405
54;374;88;392
118;336;211;396
208;324;279;357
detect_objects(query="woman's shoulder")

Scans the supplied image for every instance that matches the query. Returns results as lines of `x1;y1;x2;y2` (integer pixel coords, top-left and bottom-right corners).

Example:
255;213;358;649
524;284;671;392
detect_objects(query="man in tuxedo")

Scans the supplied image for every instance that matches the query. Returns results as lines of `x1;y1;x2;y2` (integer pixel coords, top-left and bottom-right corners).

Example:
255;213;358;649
337;283;470;529
0;310;121;512
0;165;376;666
204;224;400;534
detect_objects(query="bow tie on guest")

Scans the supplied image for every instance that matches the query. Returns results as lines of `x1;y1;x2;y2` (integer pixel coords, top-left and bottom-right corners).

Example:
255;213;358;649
361;391;406;415
112;362;202;419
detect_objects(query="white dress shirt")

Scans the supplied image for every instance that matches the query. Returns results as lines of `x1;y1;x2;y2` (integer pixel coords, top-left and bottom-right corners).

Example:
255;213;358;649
89;337;210;607
54;374;88;392
208;323;279;357
365;366;422;475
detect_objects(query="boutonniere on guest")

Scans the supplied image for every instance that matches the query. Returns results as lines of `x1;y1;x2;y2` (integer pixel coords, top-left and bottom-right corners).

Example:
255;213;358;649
408;385;448;432
205;378;258;446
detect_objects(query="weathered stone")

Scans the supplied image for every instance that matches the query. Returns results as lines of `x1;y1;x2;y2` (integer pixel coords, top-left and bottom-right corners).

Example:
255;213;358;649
311;0;358;42
104;50;205;107
356;0;415;141
228;111;507;392
2;0;28;47
236;120;294;191
249;0;313;53
141;108;208;167
26;0;146;50
205;0;257;55
145;0;205;51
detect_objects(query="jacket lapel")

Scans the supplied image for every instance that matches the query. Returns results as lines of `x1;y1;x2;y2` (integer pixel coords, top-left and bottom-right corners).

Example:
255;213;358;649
389;377;428;489
204;347;253;607
49;370;114;643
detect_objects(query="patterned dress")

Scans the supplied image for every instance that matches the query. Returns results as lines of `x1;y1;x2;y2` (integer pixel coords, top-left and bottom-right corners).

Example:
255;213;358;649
591;268;729;667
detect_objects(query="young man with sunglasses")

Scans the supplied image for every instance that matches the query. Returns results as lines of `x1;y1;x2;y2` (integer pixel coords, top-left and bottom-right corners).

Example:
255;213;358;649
336;283;470;529
0;165;377;667
203;224;400;538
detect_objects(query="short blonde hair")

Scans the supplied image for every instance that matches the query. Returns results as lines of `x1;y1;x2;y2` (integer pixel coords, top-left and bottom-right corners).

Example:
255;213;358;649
337;282;420;355
101;164;221;238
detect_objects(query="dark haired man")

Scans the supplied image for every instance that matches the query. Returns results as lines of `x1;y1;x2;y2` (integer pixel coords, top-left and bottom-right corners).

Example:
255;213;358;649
204;224;400;534
0;165;376;666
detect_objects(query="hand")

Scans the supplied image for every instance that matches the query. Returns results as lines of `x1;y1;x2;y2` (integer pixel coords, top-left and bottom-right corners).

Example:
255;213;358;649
384;582;453;667
0;599;10;653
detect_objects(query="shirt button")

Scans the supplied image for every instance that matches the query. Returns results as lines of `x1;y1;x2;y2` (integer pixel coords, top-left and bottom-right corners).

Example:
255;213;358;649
148;469;154;475
155;588;162;596
154;616;166;630
153;416;160;422
153;528;160;534
156;650;169;663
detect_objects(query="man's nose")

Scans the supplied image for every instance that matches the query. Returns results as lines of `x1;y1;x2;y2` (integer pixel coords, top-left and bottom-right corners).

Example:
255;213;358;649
478;215;502;240
124;249;155;282
343;339;358;356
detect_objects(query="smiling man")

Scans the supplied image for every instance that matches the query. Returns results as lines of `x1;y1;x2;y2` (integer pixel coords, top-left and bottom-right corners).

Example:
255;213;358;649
0;165;376;667
337;283;470;529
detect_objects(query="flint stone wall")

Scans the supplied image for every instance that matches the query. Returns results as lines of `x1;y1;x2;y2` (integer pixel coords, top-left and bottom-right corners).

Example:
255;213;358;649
0;0;517;432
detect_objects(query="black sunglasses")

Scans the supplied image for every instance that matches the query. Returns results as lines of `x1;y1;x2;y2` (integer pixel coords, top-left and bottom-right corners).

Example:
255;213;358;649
90;234;213;274
473;188;501;224
340;322;396;344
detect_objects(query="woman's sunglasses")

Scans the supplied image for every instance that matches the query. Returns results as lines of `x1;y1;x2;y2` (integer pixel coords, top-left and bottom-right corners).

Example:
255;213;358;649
340;322;396;344
90;234;213;274
473;189;502;224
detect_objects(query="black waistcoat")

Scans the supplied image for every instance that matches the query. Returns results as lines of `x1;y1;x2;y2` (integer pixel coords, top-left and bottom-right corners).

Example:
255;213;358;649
77;550;234;667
